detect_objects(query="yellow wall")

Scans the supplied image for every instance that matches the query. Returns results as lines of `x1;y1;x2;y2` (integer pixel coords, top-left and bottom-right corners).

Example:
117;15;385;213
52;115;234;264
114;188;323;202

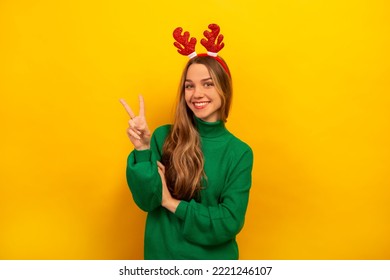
1;0;389;259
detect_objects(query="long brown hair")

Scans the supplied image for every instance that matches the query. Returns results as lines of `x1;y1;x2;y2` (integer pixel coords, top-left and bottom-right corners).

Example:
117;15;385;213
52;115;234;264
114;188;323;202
161;56;233;201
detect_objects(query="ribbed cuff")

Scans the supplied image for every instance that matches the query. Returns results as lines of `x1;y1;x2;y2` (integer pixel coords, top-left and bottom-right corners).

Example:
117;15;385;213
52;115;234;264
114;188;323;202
174;201;188;220
134;149;151;163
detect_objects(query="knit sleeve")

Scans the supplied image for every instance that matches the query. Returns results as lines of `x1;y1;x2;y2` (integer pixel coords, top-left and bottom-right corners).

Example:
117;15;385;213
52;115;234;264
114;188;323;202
125;126;169;212
174;147;254;246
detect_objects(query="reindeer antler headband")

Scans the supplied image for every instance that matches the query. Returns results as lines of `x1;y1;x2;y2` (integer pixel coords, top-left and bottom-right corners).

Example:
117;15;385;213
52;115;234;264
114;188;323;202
173;23;230;76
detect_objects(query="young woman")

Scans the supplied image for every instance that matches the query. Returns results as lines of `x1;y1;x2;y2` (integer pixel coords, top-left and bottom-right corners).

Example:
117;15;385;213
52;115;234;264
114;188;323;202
120;24;253;259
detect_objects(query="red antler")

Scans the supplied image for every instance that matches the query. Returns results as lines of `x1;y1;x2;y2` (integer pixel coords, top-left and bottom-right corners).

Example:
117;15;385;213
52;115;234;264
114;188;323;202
173;27;197;58
200;24;225;55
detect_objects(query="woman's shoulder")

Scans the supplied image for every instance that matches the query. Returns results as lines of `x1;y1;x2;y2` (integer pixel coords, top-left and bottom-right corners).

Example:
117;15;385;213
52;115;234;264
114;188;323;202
150;124;172;152
226;132;253;156
152;124;172;139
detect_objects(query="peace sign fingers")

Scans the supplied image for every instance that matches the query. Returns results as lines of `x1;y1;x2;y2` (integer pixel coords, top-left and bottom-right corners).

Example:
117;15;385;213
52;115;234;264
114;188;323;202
120;95;151;150
120;95;146;118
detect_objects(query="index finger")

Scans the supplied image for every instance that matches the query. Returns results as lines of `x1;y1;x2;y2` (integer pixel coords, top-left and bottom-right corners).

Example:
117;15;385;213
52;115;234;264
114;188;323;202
119;98;136;119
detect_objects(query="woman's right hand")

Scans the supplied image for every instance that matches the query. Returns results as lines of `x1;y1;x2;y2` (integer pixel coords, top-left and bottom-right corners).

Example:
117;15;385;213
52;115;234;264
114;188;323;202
120;95;151;150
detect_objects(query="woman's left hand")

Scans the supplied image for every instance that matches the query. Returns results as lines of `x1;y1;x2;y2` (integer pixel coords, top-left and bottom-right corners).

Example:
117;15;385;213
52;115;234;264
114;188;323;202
157;161;180;213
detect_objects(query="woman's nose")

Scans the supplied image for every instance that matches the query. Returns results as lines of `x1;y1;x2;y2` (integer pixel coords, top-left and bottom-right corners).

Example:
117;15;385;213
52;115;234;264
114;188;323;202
193;86;204;97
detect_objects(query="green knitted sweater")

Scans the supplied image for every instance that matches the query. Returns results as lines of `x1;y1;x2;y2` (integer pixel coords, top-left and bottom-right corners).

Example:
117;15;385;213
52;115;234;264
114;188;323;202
126;118;253;259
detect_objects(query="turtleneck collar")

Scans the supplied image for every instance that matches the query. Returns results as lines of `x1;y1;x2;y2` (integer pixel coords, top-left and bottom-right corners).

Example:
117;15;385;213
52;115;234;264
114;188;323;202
194;117;228;139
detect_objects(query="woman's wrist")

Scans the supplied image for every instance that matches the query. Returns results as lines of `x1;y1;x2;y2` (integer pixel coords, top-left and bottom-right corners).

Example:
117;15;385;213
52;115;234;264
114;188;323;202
135;145;150;151
162;198;181;213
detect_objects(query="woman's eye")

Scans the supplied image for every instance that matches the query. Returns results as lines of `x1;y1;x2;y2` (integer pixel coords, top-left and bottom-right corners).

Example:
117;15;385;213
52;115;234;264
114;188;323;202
185;84;194;89
204;82;214;88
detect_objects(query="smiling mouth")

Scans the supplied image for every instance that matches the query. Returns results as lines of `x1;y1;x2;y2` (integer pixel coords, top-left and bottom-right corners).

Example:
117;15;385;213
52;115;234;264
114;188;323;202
193;101;210;109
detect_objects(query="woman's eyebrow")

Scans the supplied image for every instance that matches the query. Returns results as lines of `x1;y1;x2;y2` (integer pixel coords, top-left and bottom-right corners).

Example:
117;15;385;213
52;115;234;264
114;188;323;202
185;77;212;82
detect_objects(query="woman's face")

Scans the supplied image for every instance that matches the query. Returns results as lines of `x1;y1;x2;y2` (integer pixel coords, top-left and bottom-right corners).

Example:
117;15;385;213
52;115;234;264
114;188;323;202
184;63;222;122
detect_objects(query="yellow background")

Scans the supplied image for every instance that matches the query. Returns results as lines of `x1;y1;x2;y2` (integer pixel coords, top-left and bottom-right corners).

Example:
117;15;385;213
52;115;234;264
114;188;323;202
1;0;389;259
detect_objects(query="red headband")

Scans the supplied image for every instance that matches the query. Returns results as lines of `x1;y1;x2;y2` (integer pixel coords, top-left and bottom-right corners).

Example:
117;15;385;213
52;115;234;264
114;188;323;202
173;24;230;76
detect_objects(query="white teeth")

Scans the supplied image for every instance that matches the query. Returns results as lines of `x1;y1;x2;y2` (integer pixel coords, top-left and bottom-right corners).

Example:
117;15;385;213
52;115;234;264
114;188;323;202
194;102;209;106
